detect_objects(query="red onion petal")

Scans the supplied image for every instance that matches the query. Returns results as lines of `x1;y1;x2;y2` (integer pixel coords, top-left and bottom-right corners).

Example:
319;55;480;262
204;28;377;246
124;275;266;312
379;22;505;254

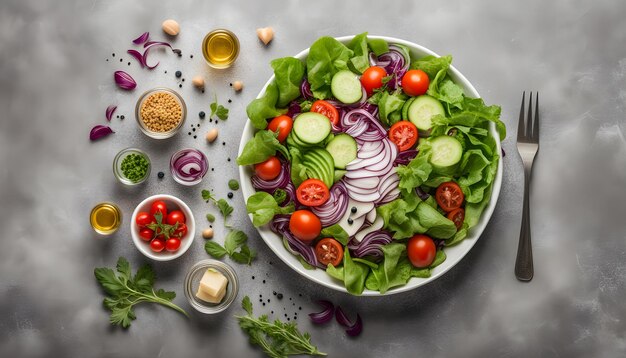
308;300;335;324
132;32;150;45
113;71;136;90
126;49;145;68
105;105;117;121
89;125;114;141
335;306;363;336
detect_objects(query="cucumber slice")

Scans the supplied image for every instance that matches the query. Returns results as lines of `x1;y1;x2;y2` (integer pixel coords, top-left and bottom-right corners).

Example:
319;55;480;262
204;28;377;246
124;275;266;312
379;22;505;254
402;97;416;121
331;70;363;104
333;170;347;183
302;148;335;188
429;136;463;174
325;134;357;169
293;112;332;145
408;95;445;131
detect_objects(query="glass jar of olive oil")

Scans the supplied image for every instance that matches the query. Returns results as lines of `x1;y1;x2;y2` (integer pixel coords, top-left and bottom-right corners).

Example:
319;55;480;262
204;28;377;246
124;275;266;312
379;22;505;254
90;202;122;235
202;29;240;69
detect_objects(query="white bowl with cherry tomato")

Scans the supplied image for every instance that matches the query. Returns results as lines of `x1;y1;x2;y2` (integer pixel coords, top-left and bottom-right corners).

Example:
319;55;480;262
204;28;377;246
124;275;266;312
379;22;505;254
130;194;195;261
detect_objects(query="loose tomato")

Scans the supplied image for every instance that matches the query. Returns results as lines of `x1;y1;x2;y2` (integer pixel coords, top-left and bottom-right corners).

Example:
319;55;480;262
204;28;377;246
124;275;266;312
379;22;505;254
167;210;186;225
389;121;418;151
150;238;165;253
296;179;330;207
447;208;465;231
401;69;430;97
150;200;168;219
435;182;465;212
254;156;282;181
135;212;153;227
174;223;188;238
289;210;322;243
361;66;387;96
315;238;344;266
267;115;293;143
165;237;181;252
311;100;339;125
139;228;154;242
407;234;436;268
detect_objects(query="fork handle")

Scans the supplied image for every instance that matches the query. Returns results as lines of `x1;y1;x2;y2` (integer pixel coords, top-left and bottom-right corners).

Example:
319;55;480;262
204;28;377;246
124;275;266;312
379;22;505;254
515;166;534;281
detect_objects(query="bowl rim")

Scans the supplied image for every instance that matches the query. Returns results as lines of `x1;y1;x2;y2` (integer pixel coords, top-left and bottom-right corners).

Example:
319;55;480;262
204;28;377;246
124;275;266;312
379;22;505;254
183;259;239;314
134;87;187;139
237;35;503;296
130;194;196;261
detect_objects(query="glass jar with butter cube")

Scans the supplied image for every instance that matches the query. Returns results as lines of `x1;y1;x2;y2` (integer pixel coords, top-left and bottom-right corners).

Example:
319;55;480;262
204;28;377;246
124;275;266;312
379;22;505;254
184;260;239;314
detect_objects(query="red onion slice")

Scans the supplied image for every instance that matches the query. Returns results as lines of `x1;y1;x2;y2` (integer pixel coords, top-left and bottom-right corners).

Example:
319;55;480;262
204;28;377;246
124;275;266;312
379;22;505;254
132;32;150;45
309;300;335;324
105;105;117;121
311;182;349;227
335;306;363;337
126;49;145;68
89;125;114;141
170;149;208;185
114;71;136;90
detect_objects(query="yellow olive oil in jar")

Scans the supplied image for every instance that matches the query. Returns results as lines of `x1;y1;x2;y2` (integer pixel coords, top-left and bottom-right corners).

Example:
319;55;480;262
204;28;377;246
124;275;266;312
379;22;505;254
202;29;240;68
90;203;122;235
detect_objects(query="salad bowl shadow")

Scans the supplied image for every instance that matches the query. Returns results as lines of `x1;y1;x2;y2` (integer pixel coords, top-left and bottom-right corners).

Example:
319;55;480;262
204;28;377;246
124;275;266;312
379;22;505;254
238;35;503;296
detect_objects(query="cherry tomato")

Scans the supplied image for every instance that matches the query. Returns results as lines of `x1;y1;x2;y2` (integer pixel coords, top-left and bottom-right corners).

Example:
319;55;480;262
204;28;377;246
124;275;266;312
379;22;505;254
139;228;154;242
166;210;186;225
315;238;344;266
310;100;339;125
174;223;188;238
267;115;293;143
165;237;181;252
289;210;322;243
435;182;465;212
388;121;418;151
401;69;430;97
447;208;465;231
407;234;436;268
135;212;153;227
150;238;165;253
150;200;168;219
254;156;282;181
296;179;330;207
361;66;387;96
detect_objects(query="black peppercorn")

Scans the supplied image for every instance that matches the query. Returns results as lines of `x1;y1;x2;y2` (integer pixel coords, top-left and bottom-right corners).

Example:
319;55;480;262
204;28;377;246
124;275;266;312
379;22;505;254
193;135;197;139
228;99;232;103
348;218;354;225
175;70;182;78
227;192;233;199
277;293;283;299
157;172;164;179
179;84;182;88
120;115;125;120
351;206;357;213
199;111;205;119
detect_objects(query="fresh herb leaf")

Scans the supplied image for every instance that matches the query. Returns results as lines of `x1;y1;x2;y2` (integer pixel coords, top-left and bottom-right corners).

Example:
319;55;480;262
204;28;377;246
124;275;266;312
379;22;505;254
224;230;248;254
204;230;256;265
231;245;257;265
201;189;216;201
235;297;326;358
217;199;234;219
210;96;229;120
94;257;188;328
204;241;228;258
228;179;240;191
206;213;216;223
201;190;234;224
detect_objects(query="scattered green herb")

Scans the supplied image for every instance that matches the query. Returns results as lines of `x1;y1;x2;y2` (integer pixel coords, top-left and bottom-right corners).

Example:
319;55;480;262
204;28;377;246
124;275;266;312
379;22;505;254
236;296;326;358
202;190;234;224
228;179;240;191
210;95;229;120
94;257;188;328
206;213;216;223
204;230;256;265
120;153;149;183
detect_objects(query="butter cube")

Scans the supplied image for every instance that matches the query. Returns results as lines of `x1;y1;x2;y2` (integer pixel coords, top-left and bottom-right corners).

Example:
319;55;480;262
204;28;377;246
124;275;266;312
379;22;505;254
195;285;226;304
199;269;228;297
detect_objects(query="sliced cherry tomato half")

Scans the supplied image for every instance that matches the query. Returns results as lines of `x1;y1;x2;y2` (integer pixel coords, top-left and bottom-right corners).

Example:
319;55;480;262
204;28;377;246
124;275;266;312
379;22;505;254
361;66;387;96
165;237;181;252
139;228;154;242
310;100;339;125
267;115;293;143
254;156;282;181
166;210;186;225
150;200;168;219
289;210;322;243
407;234;436;268
150;238;165;253
296;179;330;207
447;208;465;231
401;69;430;97
135;212;153;227
315;238;344;267
174;223;188;238
435;182;465;212
389;121;418;151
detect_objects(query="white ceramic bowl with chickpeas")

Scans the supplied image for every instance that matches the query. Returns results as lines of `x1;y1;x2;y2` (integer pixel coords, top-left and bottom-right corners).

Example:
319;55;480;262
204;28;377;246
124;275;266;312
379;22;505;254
135;87;187;139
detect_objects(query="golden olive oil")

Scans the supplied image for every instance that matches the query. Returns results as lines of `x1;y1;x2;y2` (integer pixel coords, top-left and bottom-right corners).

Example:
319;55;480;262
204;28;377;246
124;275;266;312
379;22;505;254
202;29;240;68
90;203;122;235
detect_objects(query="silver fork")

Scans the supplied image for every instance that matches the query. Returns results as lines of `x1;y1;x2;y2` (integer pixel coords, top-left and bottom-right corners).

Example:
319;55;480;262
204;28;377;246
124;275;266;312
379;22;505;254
515;92;539;281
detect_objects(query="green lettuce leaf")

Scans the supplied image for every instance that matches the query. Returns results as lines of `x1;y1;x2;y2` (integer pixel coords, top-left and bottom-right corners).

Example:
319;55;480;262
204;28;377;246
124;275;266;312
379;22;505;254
246;81;285;129
377;91;407;126
271;57;306;107
245;192;294;226
320;224;349;246
306;37;354;99
326;250;369;295
410;55;452;80
236;130;289;166
367;38;389;57
347;32;370;74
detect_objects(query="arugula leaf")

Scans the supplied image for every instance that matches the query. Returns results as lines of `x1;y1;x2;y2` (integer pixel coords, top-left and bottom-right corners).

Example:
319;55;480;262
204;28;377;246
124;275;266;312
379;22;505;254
236;296;326;358
237;129;289;166
271;57;306;107
306;36;354;99
246;81;284;129
320;224;349;246
94;257;188;328
246;191;295;226
210;97;229;120
347;32;370;74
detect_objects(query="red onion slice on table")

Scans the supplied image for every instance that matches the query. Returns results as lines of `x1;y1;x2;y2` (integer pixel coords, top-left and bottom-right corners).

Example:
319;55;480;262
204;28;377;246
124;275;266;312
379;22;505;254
89;125;114;141
113;71;136;90
132;32;150;45
309;300;335;324
105;105;117;121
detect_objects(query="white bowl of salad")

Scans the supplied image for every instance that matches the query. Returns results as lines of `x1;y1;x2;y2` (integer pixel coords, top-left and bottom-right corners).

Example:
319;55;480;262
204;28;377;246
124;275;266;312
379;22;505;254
237;34;505;296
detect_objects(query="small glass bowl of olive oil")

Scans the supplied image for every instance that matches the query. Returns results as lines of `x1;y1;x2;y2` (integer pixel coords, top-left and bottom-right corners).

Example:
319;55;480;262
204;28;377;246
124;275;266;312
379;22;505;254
202;29;240;69
90;202;122;235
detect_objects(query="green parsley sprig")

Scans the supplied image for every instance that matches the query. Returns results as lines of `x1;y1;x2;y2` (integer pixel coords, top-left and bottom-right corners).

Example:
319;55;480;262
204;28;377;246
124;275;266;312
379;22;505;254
202;189;234;225
205;230;256;265
210;95;229;120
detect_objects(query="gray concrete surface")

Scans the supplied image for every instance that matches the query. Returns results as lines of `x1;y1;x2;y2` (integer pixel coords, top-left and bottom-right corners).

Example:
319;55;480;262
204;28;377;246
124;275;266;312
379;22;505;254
1;0;626;357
